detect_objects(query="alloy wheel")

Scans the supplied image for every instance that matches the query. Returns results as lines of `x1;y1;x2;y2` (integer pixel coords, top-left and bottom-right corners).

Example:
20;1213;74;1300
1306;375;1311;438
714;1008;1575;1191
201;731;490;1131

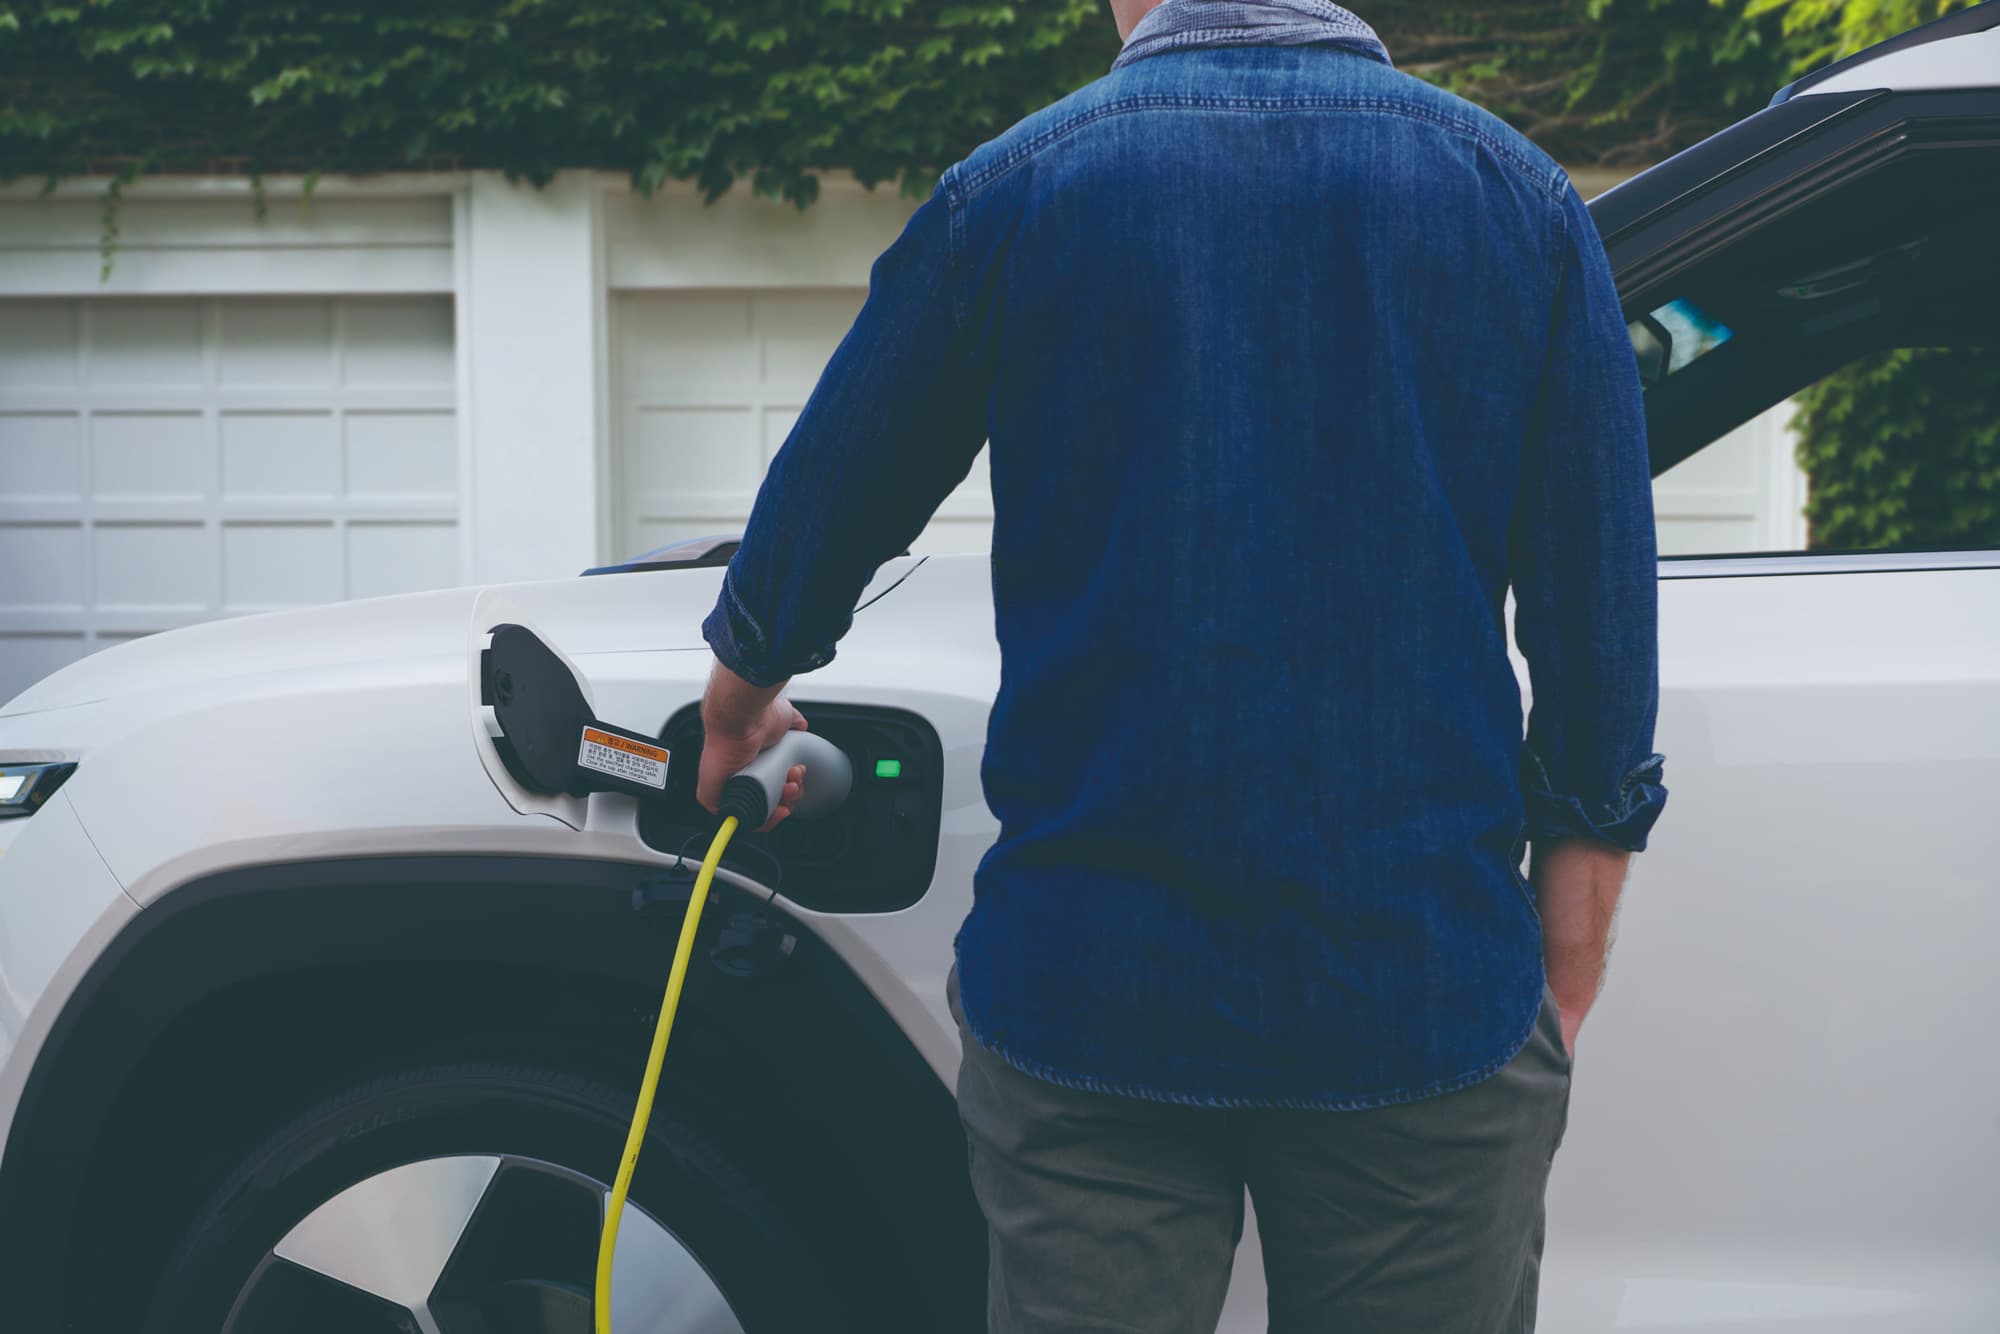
221;1152;746;1334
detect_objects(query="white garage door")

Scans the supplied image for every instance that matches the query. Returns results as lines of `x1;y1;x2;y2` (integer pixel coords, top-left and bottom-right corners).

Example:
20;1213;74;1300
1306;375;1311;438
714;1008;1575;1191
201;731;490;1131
612;288;1804;568
612;290;993;564
1652;400;1809;557
0;296;460;702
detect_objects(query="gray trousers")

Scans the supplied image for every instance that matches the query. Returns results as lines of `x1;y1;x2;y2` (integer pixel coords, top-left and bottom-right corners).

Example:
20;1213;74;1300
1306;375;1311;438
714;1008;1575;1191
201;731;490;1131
950;973;1572;1334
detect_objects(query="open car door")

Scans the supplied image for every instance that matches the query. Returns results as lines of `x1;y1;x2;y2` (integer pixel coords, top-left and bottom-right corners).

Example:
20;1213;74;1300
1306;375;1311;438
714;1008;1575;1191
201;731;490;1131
1542;55;2000;1332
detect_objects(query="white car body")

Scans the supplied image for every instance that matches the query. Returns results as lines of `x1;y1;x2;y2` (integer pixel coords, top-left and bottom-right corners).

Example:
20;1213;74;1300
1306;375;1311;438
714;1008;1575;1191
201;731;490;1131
2;8;1997;1330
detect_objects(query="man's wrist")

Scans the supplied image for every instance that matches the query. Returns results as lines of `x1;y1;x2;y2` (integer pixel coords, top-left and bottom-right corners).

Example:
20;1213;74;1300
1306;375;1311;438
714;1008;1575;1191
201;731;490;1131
1532;838;1629;1010
1545;969;1601;1011
701;659;786;739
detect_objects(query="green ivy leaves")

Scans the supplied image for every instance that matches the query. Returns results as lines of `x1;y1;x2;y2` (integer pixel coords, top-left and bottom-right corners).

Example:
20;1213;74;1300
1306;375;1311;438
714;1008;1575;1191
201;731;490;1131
1795;348;2000;550
0;0;1116;203
1744;0;1980;69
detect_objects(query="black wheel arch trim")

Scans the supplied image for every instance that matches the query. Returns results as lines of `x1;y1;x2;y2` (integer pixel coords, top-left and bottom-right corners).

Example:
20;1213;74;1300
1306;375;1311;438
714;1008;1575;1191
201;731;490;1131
0;853;984;1326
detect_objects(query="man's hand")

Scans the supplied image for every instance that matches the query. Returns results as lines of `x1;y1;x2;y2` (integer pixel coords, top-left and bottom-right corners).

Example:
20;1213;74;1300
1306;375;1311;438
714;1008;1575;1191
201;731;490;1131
697;659;807;833
1531;839;1631;1057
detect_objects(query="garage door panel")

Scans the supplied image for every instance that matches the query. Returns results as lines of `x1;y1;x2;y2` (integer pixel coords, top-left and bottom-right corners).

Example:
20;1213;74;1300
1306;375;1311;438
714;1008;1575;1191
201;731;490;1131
761;406;806;461
0;295;461;702
613;288;994;561
223;522;343;610
347;522;459;601
341;299;455;385
0;634;86;705
0;305;77;387
1652;401;1806;556
219;301;336;387
92;412;209;500
618;295;755;385
94;522;208;610
632;406;760;493
89;300;204;385
1;525;83;607
221;412;340;499
756;292;864;378
0;413;83;497
345;411;457;498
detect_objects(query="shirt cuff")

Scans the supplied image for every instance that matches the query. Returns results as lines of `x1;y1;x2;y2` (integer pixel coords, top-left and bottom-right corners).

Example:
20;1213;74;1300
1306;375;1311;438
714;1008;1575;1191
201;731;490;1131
701;569;835;689
1522;749;1668;852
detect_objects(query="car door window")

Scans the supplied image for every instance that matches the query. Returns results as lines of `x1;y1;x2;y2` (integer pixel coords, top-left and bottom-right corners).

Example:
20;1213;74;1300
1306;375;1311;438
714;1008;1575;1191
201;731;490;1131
1627;137;1999;562
1649;341;1995;558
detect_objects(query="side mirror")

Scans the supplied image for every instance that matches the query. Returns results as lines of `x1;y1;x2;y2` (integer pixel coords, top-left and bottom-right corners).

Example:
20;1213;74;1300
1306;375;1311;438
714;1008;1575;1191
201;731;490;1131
1629;313;1673;390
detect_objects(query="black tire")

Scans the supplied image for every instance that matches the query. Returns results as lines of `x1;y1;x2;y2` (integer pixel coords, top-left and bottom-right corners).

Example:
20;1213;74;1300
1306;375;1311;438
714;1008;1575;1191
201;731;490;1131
140;1062;851;1334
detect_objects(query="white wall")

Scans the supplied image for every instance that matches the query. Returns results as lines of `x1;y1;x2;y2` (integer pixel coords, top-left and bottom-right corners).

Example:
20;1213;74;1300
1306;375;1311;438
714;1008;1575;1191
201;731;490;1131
458;172;610;583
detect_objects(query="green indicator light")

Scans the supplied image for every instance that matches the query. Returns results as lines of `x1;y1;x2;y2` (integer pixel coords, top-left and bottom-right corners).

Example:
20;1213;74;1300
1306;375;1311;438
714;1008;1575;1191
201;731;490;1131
875;759;902;779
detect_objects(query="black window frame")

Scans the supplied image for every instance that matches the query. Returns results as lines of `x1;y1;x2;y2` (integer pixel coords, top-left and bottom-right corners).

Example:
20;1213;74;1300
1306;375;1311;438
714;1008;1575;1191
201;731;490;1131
1588;86;2000;574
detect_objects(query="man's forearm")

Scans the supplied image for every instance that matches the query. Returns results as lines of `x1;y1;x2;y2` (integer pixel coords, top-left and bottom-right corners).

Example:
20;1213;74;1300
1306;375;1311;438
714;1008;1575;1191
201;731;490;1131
702;659;787;738
1532;839;1630;1040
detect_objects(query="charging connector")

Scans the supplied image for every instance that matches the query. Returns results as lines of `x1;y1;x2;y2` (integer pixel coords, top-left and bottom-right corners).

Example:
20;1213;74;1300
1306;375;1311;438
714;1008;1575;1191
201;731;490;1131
714;729;855;830
718;775;770;828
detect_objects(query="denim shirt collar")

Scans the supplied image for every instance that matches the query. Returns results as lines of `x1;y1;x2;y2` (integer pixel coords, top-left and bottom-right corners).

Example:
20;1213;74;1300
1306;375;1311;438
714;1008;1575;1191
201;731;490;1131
1112;0;1393;72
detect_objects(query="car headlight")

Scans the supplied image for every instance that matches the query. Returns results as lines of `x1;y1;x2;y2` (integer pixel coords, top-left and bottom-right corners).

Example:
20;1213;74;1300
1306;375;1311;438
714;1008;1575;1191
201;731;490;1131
0;762;76;818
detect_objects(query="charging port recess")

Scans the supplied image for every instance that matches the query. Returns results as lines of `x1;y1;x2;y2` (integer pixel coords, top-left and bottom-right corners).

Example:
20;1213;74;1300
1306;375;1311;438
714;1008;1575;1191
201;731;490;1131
643;702;945;915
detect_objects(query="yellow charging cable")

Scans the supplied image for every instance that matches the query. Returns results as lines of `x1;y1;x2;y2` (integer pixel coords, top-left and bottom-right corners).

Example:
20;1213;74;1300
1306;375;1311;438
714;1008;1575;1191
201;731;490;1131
594;814;739;1333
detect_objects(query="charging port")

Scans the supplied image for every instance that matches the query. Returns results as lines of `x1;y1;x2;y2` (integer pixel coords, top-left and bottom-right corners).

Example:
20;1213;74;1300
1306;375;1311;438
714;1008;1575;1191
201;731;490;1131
644;703;945;914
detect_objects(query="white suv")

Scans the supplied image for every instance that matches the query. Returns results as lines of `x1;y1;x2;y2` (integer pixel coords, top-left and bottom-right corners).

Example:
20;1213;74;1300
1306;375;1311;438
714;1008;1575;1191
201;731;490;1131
1;8;1996;1330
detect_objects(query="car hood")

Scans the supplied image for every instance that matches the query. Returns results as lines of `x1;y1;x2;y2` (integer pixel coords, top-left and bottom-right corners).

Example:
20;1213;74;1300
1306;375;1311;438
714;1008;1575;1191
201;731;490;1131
1;563;909;719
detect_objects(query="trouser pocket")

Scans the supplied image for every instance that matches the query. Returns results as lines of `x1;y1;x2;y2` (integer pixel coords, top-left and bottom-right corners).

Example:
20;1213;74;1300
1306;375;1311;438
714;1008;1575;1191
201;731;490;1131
1540;988;1573;1163
1245;1002;1567;1334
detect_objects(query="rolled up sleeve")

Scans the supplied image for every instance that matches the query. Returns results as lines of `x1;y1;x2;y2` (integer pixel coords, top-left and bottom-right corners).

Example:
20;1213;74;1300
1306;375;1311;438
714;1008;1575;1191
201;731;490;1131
700;175;989;686
1511;183;1668;852
702;566;834;689
1522;746;1667;851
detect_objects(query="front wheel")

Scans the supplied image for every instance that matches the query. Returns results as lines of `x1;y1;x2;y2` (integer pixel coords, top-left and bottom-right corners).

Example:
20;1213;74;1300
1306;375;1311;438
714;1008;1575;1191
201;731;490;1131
141;1062;848;1334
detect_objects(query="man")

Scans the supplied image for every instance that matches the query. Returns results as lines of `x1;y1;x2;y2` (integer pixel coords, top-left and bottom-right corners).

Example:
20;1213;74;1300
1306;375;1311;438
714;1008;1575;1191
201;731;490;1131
695;0;1666;1329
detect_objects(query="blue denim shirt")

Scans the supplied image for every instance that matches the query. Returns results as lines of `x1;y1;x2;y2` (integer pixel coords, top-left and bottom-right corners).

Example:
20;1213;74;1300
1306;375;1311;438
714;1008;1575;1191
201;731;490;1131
705;40;1666;1109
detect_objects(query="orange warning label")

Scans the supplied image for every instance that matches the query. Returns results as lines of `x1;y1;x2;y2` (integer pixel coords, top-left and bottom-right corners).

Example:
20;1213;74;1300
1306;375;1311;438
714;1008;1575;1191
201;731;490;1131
578;727;668;789
581;728;667;761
